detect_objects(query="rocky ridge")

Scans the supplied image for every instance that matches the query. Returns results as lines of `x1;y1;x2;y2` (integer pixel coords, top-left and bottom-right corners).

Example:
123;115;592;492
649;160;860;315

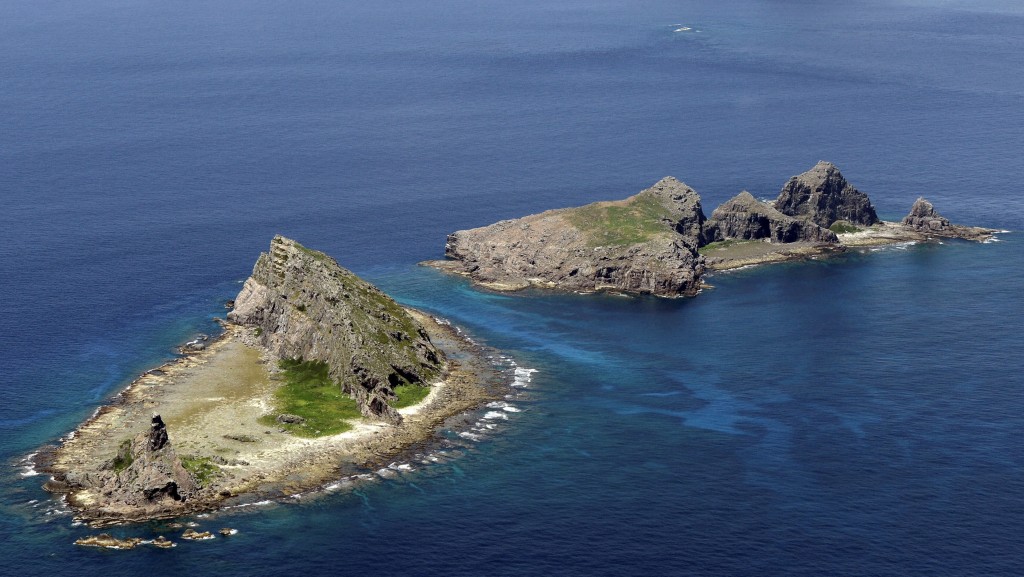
228;235;445;424
705;190;838;244
427;162;996;295
436;177;707;296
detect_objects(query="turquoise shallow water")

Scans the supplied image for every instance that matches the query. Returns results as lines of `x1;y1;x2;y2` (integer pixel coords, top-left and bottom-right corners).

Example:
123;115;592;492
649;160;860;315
2;1;1023;575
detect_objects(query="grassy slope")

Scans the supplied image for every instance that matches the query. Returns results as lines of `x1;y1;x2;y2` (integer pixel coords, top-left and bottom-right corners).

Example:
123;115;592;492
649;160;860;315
564;193;674;247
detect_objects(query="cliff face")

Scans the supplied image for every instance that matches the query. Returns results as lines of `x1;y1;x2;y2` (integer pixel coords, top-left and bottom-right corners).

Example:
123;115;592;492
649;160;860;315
439;177;707;297
229;236;445;423
775;161;879;228
706;191;838;244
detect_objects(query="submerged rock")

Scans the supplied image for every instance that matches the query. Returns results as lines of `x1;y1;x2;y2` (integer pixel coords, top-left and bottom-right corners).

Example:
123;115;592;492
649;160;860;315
181;528;215;541
74;533;144;550
151;536;175;548
775;161;879;228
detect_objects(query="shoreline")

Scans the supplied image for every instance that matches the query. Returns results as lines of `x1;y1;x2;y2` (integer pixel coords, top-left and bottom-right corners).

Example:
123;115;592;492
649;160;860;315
426;220;1002;291
36;311;507;527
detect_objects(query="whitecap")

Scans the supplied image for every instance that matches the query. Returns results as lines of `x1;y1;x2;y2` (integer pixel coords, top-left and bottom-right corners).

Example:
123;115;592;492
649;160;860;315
483;411;508;420
458;431;482;441
512;367;537;387
502;405;521;413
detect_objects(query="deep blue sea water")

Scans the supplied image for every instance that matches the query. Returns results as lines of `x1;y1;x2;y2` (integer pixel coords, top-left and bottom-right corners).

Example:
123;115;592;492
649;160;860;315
2;1;1023;575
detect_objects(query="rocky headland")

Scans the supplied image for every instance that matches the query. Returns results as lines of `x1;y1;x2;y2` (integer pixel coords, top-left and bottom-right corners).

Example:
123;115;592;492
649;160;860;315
39;236;502;526
425;161;998;295
430;177;708;296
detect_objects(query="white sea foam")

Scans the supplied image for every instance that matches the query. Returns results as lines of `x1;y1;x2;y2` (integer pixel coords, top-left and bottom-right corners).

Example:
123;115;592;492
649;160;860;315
458;431;482;441
224;499;274;510
512;367;537;387
18;453;40;477
502;405;521;412
674;26;692;32
483;411;508;420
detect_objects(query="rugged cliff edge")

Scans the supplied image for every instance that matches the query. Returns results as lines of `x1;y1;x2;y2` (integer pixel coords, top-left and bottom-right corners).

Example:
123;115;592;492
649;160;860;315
228;235;444;424
40;237;500;526
427;162;998;294
429;177;707;297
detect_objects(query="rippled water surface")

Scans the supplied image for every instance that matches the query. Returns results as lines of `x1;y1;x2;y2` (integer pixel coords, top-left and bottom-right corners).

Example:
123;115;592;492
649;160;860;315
2;1;1023;575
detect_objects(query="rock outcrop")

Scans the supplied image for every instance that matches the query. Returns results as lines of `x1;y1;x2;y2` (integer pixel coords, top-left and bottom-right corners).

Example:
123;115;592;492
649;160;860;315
901;197;995;241
52;414;200;522
109;415;198;508
705;191;838;244
228;236;445;424
775;161;879;228
432;177;707;297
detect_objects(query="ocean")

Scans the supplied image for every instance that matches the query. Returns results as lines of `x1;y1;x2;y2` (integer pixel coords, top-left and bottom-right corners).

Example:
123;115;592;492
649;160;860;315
2;1;1023;575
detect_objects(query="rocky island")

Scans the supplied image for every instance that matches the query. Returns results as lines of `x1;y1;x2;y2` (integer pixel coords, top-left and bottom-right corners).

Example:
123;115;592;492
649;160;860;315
425;161;998;296
39;236;501;526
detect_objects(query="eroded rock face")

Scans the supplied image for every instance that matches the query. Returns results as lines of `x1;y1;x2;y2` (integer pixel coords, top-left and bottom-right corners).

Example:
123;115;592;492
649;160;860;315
775;161;879;228
54;414;201;520
437;177;707;297
901;197;994;240
228;236;445;424
902;197;951;231
706;191;838;244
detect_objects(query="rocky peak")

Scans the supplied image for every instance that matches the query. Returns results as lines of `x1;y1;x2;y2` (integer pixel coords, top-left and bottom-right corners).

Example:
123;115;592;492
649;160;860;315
102;414;199;509
638;176;707;243
706;190;838;244
228;236;445;424
902;197;950;228
775;161;879;228
148;414;169;452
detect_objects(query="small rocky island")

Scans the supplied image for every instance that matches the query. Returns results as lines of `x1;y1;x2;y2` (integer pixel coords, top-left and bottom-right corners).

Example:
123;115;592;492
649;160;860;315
39;236;499;526
425;161;997;296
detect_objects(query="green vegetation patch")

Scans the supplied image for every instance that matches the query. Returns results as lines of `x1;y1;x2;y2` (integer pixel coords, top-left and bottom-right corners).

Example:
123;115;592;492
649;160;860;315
259;358;361;437
829;221;862;234
389;384;431;409
181;455;220;487
112;439;133;472
566;194;674;247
